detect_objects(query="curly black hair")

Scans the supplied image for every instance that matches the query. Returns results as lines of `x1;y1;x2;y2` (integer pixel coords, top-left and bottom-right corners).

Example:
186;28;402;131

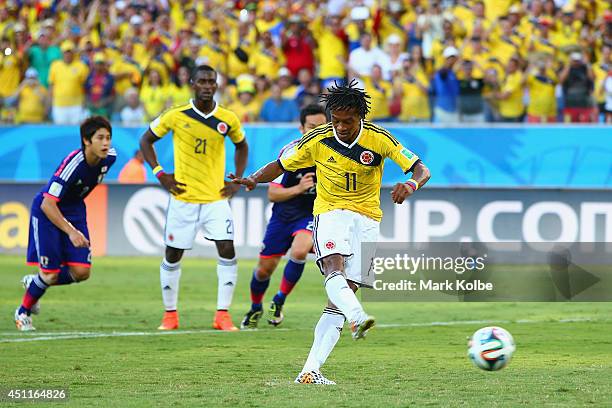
320;79;371;119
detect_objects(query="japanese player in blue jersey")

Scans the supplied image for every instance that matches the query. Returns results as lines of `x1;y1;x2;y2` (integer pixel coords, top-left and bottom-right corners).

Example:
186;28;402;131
15;116;116;331
241;105;328;330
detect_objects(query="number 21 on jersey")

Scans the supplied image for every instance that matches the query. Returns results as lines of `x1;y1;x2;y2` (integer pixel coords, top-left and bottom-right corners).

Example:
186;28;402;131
194;138;207;154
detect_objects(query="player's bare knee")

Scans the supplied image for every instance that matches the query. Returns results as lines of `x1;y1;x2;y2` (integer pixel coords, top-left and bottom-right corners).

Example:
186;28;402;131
70;266;90;282
40;271;58;285
165;246;184;263
255;267;273;280
258;263;275;276
256;257;279;279
215;240;235;259
289;245;310;261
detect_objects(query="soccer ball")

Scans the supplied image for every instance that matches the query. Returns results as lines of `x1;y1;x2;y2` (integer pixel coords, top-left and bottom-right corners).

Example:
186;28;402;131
467;326;515;371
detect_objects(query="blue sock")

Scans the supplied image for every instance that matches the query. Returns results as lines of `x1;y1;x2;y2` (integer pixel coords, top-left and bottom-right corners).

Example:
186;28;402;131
273;258;305;305
19;274;48;315
250;269;270;311
56;265;76;285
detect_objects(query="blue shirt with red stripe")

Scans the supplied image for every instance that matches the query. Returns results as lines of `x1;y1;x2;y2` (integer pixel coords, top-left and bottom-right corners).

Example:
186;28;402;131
270;140;316;222
32;148;117;220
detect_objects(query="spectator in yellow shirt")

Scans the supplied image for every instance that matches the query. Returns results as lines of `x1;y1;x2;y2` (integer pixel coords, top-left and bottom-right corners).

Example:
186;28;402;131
526;60;558;123
363;64;393;121
463;1;491;39
249;31;286;80
227;75;260;123
552;8;582;52
199;28;228;75
394;56;431;122
528;18;557;63
167;66;192;107
142;37;174;85
0;37;21;100
277;67;297;100
255;2;281;35
310;14;348;87
48;40;88;124
109;39;142;100
430;20;460;71
483;67;502;122
460;34;489;79
490;17;524;66
13;68;49;123
496;57;525;122
227;21;256;81
140;68;170;121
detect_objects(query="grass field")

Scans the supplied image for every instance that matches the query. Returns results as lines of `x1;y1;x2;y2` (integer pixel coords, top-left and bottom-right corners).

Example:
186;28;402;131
1;255;611;407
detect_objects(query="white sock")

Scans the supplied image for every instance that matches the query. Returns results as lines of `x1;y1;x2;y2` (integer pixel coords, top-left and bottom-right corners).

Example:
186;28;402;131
160;258;181;311
217;257;238;310
303;307;345;372
324;272;366;324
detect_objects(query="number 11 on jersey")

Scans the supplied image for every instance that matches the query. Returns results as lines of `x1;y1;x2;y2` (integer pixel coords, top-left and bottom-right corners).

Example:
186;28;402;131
344;172;357;191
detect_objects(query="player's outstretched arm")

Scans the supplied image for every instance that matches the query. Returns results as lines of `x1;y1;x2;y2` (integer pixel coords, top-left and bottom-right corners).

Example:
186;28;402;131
268;172;315;202
139;129;186;195
40;197;90;248
391;161;431;204
229;160;284;192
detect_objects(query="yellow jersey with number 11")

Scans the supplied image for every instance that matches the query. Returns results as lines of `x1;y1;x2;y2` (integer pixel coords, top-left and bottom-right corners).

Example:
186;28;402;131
278;120;420;221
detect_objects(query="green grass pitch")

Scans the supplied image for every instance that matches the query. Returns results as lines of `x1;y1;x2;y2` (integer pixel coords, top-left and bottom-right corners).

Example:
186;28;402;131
1;255;611;407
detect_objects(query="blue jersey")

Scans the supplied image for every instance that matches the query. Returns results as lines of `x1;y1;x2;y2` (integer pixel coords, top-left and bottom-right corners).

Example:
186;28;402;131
270;140;316;222
32;148;117;220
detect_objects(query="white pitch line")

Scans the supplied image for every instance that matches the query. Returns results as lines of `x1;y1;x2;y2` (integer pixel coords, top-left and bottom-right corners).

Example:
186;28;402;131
0;317;599;343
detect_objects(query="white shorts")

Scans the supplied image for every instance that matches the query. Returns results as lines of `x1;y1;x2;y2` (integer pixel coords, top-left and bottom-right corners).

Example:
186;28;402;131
313;209;379;287
164;197;234;249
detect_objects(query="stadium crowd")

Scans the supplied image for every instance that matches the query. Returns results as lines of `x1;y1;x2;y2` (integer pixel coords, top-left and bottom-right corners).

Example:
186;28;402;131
0;0;611;124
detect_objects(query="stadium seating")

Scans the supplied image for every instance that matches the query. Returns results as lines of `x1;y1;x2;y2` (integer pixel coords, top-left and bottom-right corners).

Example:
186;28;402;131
0;0;610;124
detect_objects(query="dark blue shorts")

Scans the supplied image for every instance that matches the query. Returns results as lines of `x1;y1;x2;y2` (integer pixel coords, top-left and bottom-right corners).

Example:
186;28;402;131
26;211;91;273
260;215;313;258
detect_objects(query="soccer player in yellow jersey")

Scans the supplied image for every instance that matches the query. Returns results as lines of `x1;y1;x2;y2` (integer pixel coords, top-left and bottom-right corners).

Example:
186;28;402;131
231;81;430;384
140;65;249;332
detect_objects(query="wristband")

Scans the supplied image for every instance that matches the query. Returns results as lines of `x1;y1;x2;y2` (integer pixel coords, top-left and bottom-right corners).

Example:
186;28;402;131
152;165;164;178
406;179;419;191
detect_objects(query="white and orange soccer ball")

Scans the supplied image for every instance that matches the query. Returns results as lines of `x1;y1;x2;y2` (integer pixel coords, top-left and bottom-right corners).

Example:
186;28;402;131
467;326;516;371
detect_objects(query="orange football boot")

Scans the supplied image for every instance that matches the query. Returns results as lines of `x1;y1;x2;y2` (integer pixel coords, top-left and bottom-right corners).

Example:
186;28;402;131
158;310;179;330
212;310;238;331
